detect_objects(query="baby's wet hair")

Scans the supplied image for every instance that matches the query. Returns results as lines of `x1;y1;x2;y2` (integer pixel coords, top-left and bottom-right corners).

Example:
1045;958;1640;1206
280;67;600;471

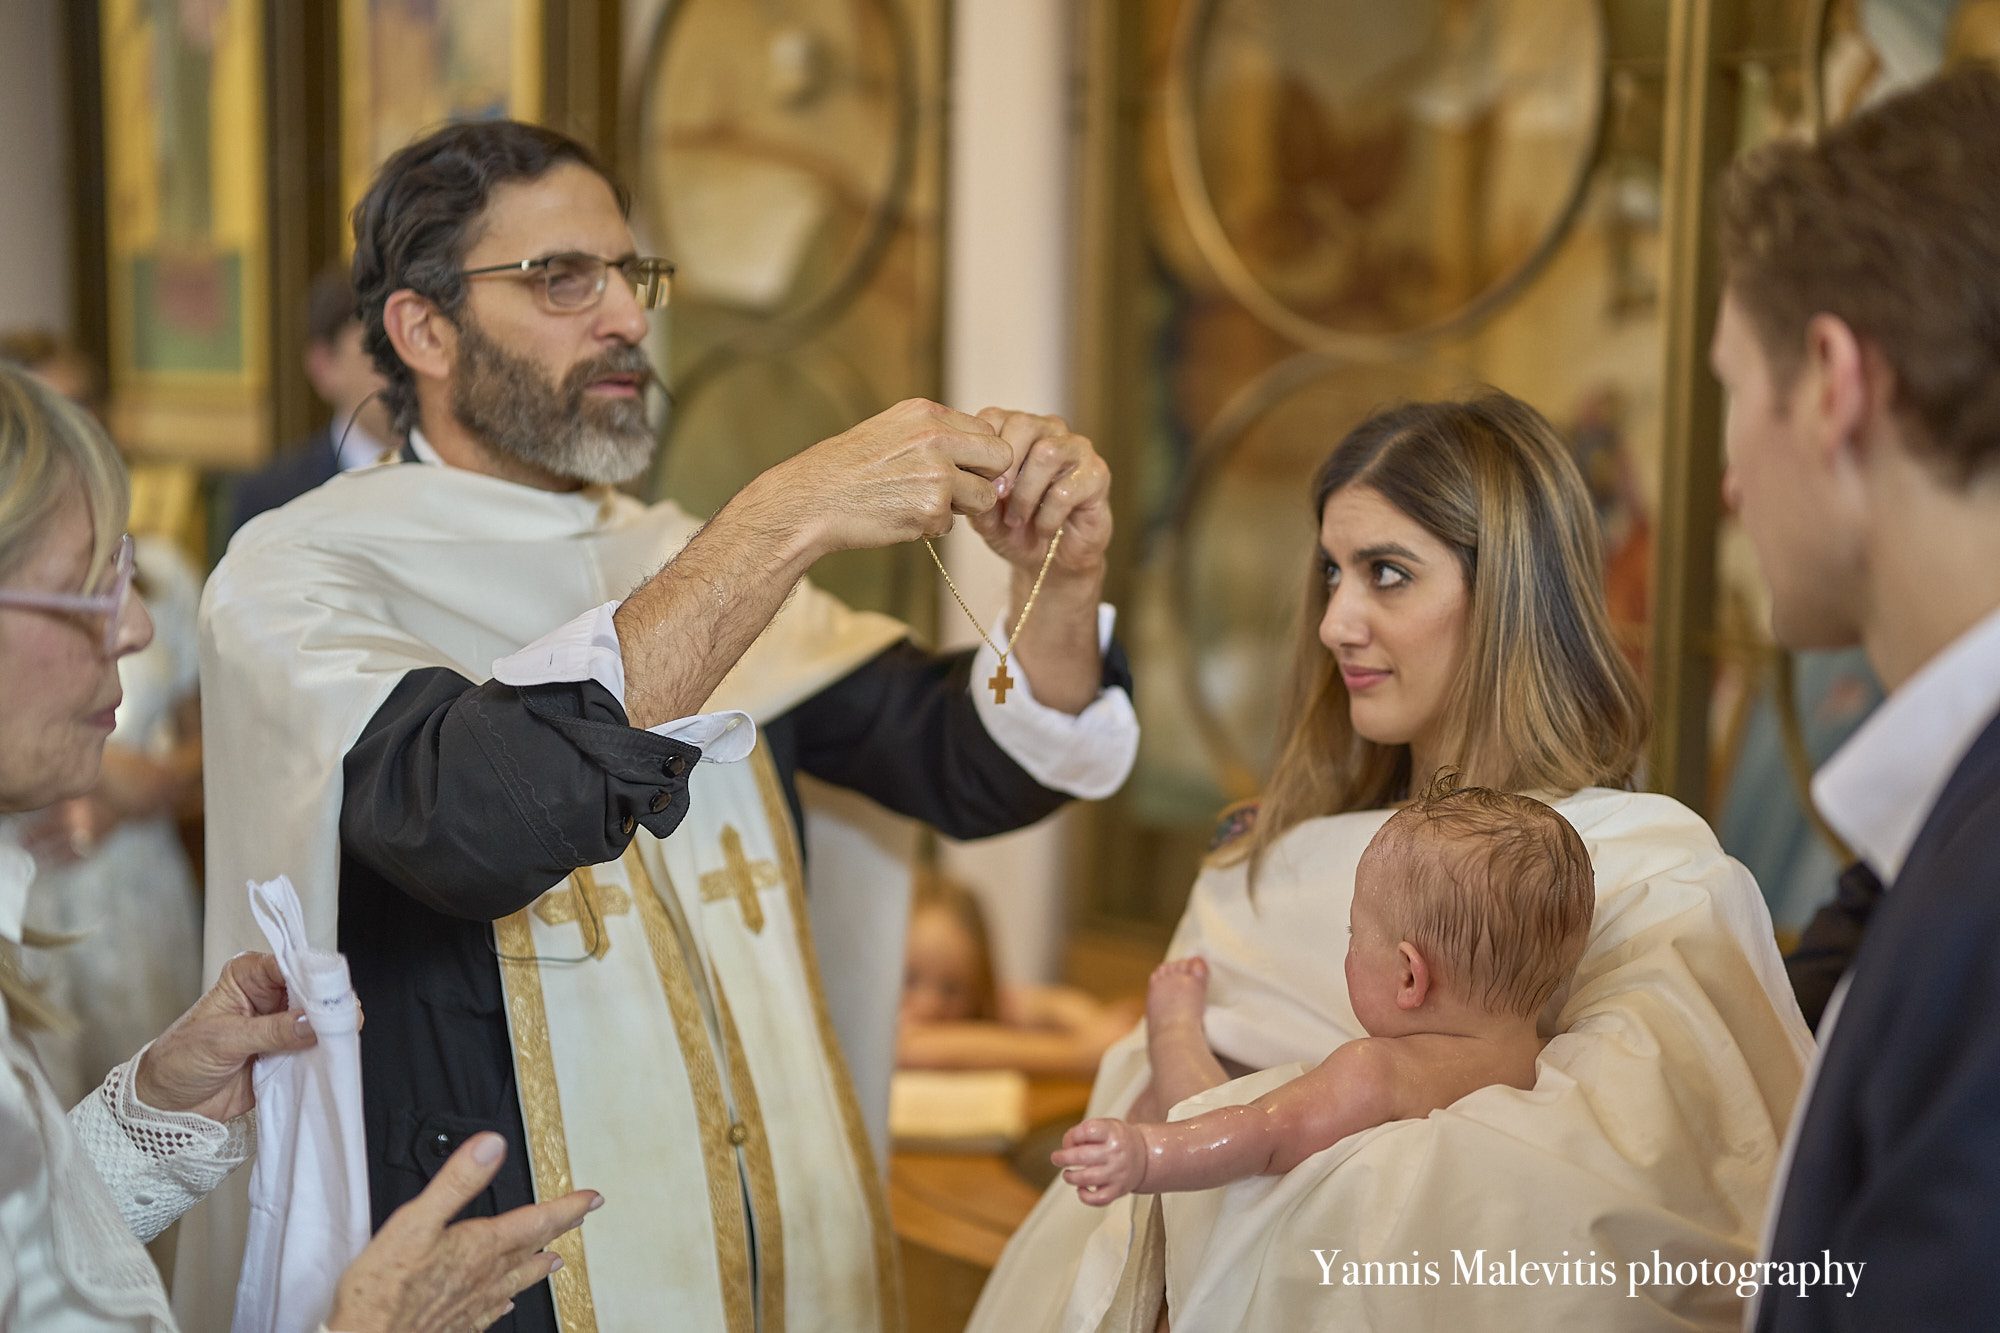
1366;770;1596;1019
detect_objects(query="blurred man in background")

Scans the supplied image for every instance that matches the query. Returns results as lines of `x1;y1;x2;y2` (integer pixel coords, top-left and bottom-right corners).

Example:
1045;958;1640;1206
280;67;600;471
227;267;394;539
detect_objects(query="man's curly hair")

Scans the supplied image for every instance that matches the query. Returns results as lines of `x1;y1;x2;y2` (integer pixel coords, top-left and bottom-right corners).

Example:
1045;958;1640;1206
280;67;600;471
349;121;629;436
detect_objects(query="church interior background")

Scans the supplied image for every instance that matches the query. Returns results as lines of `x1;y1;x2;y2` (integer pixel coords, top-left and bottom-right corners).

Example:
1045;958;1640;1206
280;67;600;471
5;0;1994;1327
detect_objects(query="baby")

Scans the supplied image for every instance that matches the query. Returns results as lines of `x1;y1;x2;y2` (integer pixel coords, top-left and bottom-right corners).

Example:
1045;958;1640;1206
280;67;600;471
1054;778;1594;1205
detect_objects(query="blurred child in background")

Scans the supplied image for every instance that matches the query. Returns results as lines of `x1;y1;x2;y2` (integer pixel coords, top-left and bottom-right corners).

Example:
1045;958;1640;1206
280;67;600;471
898;870;1141;1078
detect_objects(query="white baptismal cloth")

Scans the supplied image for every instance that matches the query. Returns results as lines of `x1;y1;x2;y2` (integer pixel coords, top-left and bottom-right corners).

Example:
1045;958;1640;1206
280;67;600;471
231;877;368;1333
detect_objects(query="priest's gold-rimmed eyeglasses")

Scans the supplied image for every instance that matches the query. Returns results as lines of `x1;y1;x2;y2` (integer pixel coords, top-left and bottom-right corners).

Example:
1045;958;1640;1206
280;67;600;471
460;253;676;311
0;532;136;656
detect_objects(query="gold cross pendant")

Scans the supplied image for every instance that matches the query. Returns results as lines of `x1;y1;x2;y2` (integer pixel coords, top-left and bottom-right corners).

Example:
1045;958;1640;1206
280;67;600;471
989;660;1014;704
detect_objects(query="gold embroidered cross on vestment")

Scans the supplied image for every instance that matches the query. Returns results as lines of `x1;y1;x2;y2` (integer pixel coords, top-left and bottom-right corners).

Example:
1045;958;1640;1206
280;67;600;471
699;824;778;933
533;865;632;959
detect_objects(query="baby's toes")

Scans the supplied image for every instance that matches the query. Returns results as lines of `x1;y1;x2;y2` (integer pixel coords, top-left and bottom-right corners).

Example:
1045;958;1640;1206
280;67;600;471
1146;957;1212;1028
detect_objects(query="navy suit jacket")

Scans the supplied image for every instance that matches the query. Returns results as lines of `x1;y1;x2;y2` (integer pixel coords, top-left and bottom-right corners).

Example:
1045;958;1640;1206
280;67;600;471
1758;708;2000;1329
227;426;339;541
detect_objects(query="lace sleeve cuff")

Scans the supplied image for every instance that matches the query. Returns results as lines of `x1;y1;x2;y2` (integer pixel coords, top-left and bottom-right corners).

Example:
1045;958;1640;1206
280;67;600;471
66;1045;256;1243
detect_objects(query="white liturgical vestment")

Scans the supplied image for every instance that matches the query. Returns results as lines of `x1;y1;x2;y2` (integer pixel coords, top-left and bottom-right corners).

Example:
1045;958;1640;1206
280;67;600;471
186;462;913;1333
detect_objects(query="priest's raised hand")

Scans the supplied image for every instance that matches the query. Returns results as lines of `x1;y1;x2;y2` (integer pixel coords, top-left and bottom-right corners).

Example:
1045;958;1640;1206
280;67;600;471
966;408;1113;714
754;396;1017;547
615;395;1016;728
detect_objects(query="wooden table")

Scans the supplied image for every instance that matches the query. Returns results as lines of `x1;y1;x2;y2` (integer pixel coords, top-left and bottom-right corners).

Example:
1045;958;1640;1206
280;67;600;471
890;1077;1095;1331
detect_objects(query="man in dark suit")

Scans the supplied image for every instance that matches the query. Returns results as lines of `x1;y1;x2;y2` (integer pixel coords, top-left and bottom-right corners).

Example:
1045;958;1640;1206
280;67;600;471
226;268;394;538
1711;66;2000;1329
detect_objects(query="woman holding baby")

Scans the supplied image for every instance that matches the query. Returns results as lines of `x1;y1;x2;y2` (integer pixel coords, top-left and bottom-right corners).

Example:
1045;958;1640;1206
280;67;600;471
972;393;1812;1332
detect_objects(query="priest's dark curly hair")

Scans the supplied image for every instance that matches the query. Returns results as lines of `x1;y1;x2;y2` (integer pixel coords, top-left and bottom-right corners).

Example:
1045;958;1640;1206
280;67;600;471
350;121;630;436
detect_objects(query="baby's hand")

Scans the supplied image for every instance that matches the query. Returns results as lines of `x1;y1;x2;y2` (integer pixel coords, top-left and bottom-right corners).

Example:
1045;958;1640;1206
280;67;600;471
1052;1117;1147;1206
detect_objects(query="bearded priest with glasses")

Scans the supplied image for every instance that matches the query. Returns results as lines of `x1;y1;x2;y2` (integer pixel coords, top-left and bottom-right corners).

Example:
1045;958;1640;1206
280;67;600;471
181;120;1137;1333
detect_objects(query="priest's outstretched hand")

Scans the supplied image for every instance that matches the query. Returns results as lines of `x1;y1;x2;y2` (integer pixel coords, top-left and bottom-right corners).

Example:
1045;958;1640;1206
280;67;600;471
749;396;1017;549
326;1132;601;1333
966;407;1113;714
616;396;1116;727
968;408;1112;578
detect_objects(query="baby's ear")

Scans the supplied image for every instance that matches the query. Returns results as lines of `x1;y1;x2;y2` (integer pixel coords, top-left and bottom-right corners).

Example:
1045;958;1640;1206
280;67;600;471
1396;942;1430;1010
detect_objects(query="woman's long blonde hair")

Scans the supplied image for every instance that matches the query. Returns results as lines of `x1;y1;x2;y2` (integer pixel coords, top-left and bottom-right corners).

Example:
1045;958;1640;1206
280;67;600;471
0;363;131;1031
1216;392;1648;882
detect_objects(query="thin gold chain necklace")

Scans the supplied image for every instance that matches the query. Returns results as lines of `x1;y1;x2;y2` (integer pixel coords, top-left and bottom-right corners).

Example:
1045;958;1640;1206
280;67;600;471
922;529;1063;702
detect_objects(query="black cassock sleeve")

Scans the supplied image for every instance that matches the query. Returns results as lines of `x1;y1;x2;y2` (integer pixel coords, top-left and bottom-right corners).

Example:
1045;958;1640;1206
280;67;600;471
340;669;702;919
338;668;706;1333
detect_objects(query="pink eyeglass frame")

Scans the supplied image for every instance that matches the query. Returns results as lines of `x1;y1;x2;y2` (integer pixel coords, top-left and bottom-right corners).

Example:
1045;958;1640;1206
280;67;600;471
0;532;136;655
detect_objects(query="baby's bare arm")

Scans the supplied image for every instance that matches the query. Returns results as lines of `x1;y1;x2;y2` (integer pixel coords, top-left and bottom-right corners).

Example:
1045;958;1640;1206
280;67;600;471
1055;1040;1399;1202
1055;1033;1528;1203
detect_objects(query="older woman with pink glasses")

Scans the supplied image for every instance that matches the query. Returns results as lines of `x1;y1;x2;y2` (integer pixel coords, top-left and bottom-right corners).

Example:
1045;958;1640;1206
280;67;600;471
0;362;596;1332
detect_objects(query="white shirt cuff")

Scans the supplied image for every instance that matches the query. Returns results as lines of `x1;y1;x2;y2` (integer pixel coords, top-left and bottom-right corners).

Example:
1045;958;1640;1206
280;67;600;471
491;602;757;763
970;604;1138;800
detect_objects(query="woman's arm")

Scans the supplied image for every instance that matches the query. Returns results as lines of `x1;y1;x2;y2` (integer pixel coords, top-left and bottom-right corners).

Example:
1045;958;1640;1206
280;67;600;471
63;954;316;1241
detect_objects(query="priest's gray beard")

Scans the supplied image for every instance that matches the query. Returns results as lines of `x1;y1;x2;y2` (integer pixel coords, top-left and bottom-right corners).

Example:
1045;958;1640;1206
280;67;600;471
451;318;657;485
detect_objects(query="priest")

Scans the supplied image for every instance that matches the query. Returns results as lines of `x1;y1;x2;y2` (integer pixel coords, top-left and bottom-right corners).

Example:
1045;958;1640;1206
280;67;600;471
186;120;1137;1333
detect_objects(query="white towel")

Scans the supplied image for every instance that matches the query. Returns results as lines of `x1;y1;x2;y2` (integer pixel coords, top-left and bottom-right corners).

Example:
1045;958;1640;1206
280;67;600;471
231;876;370;1333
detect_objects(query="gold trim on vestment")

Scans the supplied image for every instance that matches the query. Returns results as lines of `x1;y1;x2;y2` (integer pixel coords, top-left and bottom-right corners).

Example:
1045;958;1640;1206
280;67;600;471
494;908;600;1333
750;746;905;1333
622;844;757;1333
715;982;787;1333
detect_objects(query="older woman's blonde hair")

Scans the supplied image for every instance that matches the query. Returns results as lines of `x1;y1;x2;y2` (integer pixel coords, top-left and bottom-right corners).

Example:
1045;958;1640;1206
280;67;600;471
0;361;131;1031
1217;391;1648;883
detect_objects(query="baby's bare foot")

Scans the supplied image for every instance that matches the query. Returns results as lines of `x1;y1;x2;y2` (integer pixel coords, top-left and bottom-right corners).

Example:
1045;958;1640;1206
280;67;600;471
1146;956;1209;1034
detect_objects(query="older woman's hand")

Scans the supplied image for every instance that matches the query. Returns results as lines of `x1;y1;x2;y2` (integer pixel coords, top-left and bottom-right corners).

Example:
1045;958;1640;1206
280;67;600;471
133;952;317;1123
327;1133;601;1333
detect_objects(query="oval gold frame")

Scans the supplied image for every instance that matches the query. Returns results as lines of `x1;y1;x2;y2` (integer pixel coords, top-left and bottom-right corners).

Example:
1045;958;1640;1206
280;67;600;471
1163;0;1612;361
637;0;921;349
